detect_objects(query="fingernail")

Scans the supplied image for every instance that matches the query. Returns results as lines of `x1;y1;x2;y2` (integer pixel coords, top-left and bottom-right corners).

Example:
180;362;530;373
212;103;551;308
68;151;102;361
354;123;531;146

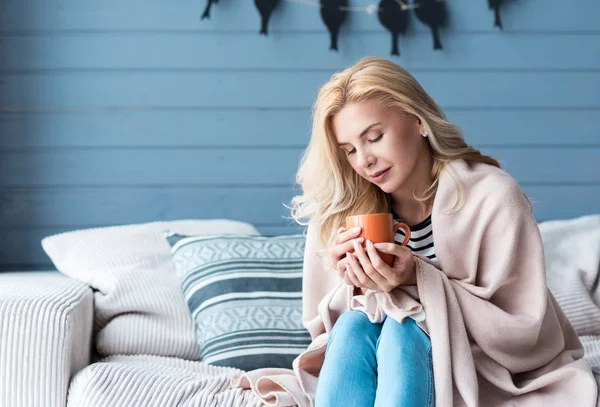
367;239;373;248
373;242;385;249
351;227;361;234
353;240;360;250
356;238;364;243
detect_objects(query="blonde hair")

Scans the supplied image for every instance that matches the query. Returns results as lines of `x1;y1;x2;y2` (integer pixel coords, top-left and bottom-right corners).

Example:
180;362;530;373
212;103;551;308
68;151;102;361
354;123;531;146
286;56;530;249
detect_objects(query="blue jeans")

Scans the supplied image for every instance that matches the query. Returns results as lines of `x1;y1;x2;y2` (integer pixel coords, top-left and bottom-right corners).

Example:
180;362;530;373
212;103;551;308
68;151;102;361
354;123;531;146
314;310;434;407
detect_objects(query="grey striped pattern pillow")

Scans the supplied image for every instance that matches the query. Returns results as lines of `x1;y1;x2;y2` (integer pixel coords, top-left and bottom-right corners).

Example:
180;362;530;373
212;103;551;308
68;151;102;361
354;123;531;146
166;233;312;371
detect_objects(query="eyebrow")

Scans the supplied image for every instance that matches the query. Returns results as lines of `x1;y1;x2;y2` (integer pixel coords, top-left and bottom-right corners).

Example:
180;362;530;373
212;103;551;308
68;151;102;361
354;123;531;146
337;122;381;146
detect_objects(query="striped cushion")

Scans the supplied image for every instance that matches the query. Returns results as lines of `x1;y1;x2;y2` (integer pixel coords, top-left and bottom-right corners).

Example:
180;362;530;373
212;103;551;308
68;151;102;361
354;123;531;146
166;233;312;371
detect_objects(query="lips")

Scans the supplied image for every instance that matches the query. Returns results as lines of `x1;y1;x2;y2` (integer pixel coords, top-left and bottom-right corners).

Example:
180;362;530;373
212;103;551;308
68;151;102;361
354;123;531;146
371;168;390;178
370;167;391;183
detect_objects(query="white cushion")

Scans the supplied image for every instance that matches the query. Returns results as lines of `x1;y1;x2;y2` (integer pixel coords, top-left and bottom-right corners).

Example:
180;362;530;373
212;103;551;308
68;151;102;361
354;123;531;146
67;355;262;407
538;214;600;335
42;219;259;360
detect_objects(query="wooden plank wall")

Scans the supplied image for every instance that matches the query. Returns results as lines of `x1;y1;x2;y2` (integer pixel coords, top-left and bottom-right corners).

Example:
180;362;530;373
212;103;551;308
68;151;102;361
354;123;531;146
0;0;599;269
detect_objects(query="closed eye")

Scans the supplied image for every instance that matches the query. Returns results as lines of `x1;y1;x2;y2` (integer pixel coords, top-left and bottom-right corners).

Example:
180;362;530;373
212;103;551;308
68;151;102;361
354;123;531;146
346;133;384;156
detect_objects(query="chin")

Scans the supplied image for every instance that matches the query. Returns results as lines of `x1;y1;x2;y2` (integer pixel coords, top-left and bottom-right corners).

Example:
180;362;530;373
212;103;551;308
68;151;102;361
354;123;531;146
381;177;404;194
377;181;396;193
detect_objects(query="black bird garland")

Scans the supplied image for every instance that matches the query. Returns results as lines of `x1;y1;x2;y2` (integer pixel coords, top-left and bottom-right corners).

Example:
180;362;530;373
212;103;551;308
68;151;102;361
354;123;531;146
200;0;515;53
254;0;281;35
201;0;219;20
414;0;447;50
377;0;410;56
320;0;349;51
488;0;506;29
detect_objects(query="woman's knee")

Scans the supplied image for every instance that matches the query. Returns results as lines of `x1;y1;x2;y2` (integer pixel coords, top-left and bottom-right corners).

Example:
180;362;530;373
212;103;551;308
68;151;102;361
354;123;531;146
376;317;430;357
329;311;381;346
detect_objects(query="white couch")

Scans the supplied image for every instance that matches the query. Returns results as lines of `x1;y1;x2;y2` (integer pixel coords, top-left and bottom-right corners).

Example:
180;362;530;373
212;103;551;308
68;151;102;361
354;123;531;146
0;272;268;407
1;216;600;407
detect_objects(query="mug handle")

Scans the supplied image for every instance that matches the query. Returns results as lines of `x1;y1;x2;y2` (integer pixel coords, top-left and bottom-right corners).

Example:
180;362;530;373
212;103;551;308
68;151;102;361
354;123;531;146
392;222;411;246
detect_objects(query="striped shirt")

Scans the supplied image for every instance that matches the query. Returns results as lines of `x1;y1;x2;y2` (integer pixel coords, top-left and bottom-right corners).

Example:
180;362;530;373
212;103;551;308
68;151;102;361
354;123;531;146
392;211;438;264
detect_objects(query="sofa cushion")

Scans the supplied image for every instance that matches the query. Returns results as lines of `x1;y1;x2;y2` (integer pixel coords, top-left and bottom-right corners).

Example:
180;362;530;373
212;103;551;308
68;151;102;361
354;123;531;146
41;219;259;360
166;233;312;371
67;355;263;407
538;214;600;336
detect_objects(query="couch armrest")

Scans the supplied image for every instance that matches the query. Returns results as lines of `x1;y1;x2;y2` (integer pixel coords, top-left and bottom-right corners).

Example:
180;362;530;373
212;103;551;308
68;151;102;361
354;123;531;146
0;271;93;407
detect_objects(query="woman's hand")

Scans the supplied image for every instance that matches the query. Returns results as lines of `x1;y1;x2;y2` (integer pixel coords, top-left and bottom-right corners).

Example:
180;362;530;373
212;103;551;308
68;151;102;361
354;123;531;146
346;239;416;293
327;226;365;286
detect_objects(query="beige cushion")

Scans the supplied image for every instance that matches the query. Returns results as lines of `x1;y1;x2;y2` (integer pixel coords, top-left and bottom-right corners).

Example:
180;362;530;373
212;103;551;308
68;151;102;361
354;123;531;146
42;219;259;360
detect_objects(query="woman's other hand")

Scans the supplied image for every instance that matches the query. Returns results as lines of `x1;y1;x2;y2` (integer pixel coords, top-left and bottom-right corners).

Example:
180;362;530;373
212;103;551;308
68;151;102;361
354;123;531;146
328;226;364;286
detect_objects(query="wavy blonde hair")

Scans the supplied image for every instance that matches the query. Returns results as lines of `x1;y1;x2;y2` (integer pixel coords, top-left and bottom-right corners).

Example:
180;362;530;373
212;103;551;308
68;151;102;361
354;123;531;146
286;56;530;249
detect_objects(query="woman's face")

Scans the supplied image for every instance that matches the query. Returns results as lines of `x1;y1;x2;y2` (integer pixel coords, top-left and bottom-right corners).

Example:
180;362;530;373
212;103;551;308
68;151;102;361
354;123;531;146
332;99;428;195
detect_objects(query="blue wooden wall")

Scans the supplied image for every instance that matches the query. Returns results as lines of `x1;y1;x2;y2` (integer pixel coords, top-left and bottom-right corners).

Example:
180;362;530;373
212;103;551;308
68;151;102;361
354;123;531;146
0;0;599;269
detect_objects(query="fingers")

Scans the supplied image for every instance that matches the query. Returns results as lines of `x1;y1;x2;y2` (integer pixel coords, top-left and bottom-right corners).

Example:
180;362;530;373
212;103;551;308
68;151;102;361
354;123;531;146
364;239;394;287
371;241;412;263
334;226;361;245
330;237;364;264
346;251;377;290
367;240;412;289
371;241;395;253
336;257;349;273
350;241;385;289
344;261;361;287
333;257;350;280
333;251;355;286
330;226;362;263
330;226;364;289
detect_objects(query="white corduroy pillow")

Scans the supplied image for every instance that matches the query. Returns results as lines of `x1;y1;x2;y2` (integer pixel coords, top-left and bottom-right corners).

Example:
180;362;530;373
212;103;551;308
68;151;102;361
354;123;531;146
538;214;600;336
41;219;260;360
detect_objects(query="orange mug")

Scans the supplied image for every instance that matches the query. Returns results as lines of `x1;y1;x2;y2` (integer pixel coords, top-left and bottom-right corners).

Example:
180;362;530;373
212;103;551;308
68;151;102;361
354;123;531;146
345;213;411;267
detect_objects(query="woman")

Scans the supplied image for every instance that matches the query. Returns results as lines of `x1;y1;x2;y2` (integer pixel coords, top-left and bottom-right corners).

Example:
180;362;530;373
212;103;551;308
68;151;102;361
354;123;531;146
232;57;597;406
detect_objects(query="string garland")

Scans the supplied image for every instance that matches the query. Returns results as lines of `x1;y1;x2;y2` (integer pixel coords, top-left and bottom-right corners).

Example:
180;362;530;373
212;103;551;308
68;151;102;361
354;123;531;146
201;0;509;56
286;0;442;12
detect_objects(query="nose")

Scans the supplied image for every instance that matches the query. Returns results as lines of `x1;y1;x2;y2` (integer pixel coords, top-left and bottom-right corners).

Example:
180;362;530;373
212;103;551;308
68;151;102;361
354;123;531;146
356;147;376;169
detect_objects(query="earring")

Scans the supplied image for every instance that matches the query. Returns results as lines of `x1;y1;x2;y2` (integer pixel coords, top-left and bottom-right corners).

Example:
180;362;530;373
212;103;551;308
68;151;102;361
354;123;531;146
421;130;429;138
